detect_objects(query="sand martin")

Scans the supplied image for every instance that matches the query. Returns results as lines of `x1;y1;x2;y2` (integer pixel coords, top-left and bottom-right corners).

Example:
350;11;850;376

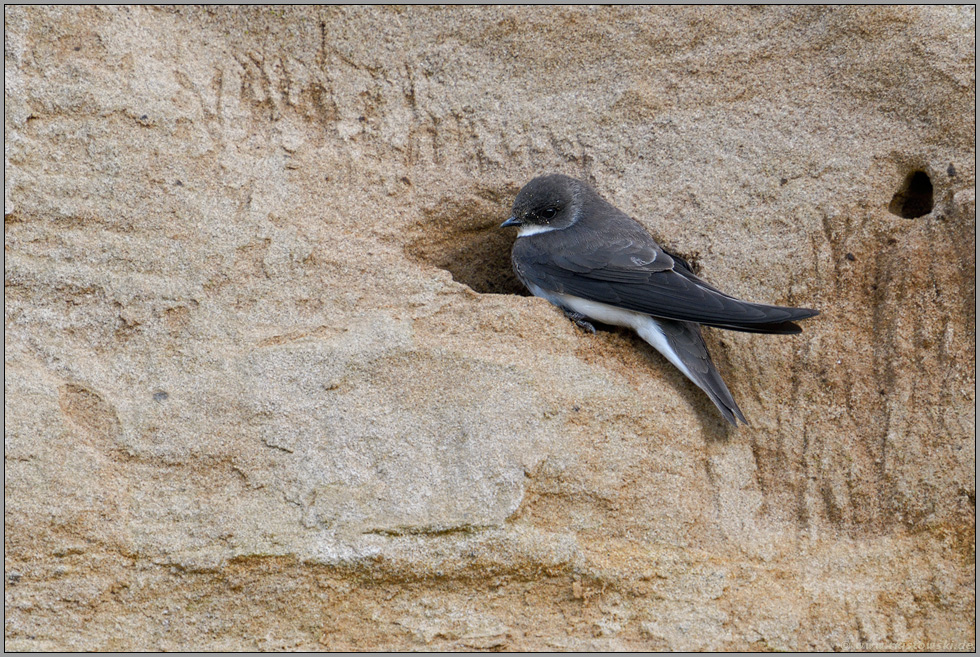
501;174;818;425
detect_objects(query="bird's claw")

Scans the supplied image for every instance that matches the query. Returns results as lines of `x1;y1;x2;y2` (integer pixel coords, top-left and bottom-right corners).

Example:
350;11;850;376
563;310;596;334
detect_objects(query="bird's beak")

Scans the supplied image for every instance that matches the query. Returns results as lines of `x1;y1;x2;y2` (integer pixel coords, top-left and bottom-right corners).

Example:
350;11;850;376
500;216;520;228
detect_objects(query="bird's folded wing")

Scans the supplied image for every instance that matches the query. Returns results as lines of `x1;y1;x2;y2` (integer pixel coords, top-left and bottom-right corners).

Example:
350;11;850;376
516;239;817;333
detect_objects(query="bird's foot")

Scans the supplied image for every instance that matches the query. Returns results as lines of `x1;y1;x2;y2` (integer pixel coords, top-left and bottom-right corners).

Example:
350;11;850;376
563;310;596;334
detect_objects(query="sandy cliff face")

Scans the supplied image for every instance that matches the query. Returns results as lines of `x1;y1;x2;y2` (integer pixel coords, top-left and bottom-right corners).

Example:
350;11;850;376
4;6;974;650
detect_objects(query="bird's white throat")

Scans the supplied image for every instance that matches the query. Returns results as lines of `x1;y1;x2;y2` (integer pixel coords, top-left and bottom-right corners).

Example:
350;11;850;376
517;224;559;237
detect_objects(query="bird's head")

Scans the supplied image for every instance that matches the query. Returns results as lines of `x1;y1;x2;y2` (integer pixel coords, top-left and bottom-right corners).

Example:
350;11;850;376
500;174;586;236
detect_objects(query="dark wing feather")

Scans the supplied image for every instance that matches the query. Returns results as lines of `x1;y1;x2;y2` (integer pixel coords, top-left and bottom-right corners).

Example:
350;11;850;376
513;227;818;333
658;319;748;425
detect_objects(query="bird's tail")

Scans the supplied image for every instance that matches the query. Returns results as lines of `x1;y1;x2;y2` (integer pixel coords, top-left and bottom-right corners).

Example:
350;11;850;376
634;315;747;426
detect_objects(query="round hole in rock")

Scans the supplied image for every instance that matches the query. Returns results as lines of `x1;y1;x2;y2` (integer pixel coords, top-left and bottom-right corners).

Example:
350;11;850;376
889;170;934;219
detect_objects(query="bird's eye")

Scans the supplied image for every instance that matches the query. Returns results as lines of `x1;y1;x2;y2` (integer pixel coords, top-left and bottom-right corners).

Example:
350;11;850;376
540;207;558;220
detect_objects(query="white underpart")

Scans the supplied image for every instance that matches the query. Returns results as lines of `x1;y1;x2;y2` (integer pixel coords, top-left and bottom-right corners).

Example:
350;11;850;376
516;224;559;237
525;283;699;385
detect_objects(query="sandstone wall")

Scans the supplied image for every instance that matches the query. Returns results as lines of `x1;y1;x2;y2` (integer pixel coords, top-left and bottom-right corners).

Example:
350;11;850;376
5;6;974;650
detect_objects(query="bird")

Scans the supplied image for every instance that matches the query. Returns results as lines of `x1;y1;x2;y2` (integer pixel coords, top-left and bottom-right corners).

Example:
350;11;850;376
500;173;818;426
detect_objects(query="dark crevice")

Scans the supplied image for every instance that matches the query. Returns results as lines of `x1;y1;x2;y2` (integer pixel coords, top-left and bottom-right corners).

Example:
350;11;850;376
406;187;529;296
408;225;528;295
889;170;933;219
